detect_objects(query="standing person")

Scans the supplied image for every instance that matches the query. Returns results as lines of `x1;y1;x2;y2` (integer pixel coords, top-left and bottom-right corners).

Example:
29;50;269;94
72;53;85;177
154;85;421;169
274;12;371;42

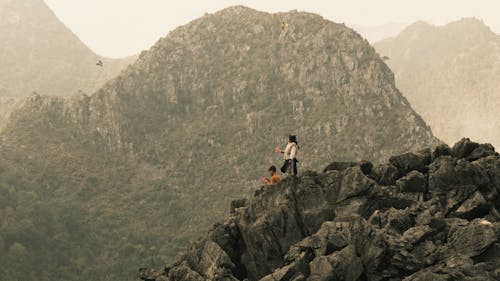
262;166;281;185
276;135;299;175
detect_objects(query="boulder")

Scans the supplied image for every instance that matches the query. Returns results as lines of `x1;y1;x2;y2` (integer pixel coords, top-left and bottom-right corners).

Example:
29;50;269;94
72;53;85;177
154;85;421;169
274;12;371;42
308;245;363;281
389;152;428;177
447;219;497;257
451;138;479;159
372;163;399;186
427;157;489;201
396;171;427;193
467;143;497;161
431;144;452;161
337;166;375;202
454;191;490;220
323;162;357;173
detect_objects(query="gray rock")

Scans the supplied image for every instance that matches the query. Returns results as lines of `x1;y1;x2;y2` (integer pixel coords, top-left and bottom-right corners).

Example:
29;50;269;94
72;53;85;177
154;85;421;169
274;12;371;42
323;162;357;173
397;171;427;193
467;143;497;161
389;152;428;177
308;245;363;281
454;191;490;220
431;144;452;162
373;163;399;186
447;218;497;258
451;138;479;159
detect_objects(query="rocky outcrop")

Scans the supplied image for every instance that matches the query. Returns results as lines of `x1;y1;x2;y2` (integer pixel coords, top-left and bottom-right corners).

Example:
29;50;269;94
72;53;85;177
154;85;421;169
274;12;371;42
140;138;500;281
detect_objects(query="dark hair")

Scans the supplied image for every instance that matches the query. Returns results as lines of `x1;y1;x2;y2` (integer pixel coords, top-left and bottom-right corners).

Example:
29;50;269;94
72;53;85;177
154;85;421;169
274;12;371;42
268;165;277;172
289;135;297;144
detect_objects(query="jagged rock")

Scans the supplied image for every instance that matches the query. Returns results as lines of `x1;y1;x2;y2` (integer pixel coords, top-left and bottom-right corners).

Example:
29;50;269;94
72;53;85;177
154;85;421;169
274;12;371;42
451;138;480;159
231;199;248;213
308;245;363;281
359;161;373;175
139;268;162;281
467;143;498;161
140;140;500;281
168;261;204;281
397;171;427;193
447;218;496;258
337;166;376;202
427;156;489;204
389;152;428;177
431;144;452;161
453;191;490;219
323;162;357;173
373;163;399;185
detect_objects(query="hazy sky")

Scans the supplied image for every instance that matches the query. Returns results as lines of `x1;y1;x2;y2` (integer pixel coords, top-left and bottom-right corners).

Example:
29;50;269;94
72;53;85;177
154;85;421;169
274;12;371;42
44;0;500;58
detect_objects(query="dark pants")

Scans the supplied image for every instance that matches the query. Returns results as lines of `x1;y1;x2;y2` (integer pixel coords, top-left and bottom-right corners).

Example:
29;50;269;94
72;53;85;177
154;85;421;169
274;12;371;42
281;159;298;175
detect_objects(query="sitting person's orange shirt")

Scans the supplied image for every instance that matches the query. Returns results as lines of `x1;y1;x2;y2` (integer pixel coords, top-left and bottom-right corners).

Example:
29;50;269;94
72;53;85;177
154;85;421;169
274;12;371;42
268;174;281;184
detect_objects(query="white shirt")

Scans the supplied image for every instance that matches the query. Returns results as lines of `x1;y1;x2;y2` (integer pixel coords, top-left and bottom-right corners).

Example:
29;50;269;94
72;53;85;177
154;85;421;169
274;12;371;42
290;146;297;160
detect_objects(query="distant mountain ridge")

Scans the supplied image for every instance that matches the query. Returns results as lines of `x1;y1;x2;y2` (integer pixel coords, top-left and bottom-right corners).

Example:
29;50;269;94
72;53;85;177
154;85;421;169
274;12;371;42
0;6;438;281
0;0;135;97
374;18;500;148
0;0;135;127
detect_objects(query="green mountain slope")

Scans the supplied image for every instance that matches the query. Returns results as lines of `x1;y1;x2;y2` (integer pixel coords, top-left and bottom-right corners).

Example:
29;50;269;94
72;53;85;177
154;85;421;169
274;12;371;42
374;18;500;148
0;6;438;281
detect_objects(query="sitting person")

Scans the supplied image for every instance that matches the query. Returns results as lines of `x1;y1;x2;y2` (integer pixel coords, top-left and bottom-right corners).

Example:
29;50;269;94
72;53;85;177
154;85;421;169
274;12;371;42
262;165;281;185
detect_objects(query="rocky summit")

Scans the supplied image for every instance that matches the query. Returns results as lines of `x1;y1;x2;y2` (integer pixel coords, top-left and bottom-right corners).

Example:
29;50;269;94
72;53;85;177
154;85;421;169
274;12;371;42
140;138;500;281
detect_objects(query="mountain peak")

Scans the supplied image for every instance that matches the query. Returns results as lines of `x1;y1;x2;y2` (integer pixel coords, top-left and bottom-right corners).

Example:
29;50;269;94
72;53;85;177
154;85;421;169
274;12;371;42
445;17;493;33
216;5;260;14
399;17;494;38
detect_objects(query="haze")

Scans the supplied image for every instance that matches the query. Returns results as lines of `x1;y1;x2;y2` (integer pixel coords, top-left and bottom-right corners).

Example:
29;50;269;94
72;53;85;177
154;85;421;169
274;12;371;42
44;0;500;58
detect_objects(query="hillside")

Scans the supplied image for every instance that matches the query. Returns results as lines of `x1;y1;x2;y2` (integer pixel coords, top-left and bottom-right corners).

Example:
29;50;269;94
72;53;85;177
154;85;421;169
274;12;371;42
139;138;500;281
0;6;438;281
0;0;135;124
374;18;500;148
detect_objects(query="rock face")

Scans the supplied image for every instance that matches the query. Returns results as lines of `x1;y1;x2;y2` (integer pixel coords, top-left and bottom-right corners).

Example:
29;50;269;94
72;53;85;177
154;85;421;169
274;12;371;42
141;138;500;281
374;18;500;148
0;6;439;280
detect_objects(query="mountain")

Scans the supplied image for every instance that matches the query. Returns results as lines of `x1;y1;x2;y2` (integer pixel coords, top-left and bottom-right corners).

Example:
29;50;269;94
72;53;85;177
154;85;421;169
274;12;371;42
0;6;438;281
374;18;500;148
139;138;500;281
0;0;135;124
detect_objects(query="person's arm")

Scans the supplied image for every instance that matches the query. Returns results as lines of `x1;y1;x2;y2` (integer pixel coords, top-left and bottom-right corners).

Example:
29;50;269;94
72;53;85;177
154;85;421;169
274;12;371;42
290;146;297;160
